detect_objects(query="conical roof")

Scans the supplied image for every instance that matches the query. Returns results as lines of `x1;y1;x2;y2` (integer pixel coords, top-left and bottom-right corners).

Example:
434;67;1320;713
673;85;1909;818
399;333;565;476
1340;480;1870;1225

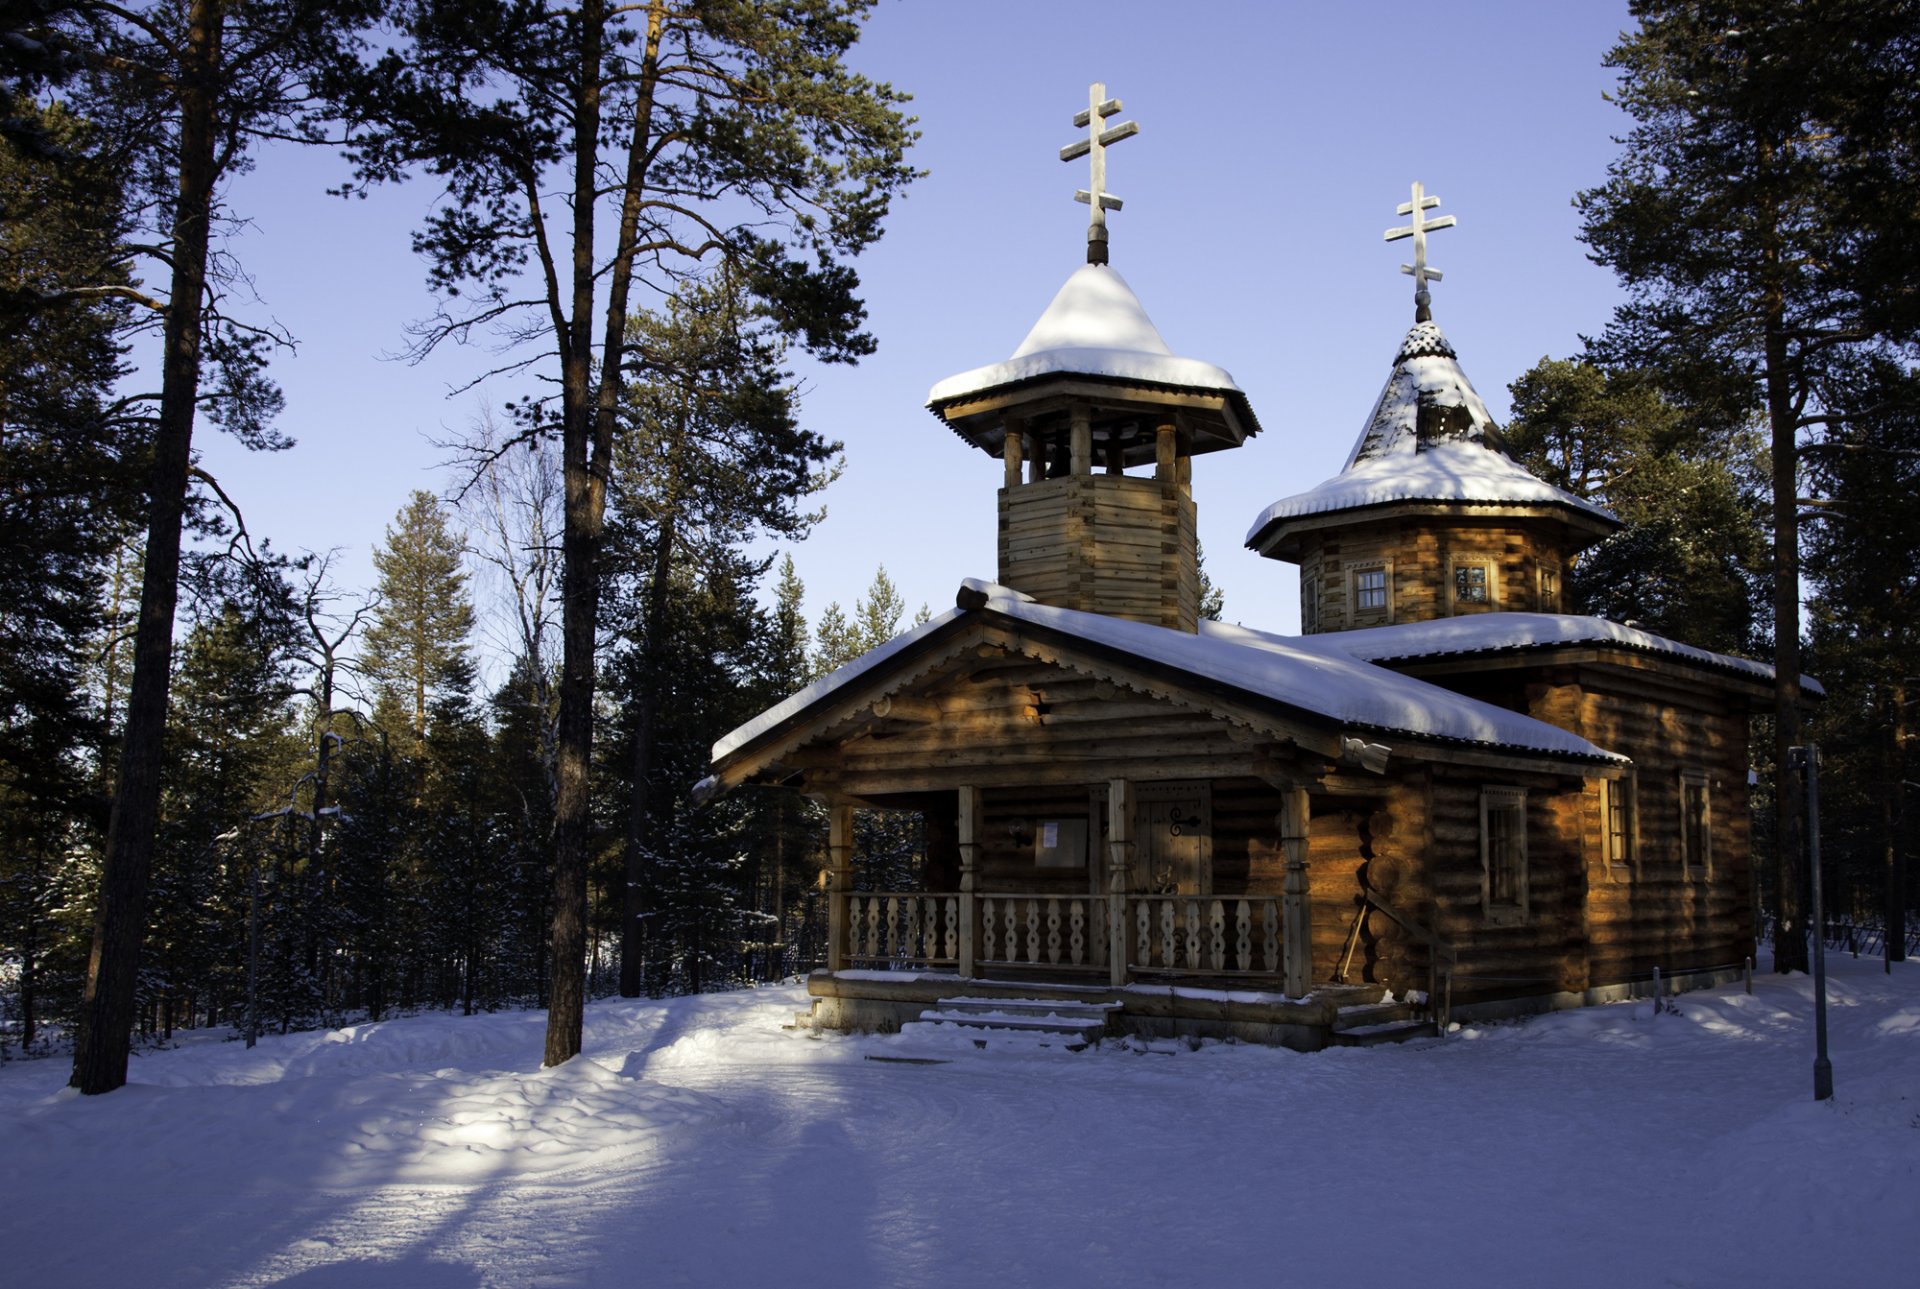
1245;320;1616;554
927;264;1245;408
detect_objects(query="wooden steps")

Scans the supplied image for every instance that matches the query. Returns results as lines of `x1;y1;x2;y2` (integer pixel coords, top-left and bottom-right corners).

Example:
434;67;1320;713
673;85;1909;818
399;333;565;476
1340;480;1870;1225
898;995;1122;1052
1329;999;1437;1047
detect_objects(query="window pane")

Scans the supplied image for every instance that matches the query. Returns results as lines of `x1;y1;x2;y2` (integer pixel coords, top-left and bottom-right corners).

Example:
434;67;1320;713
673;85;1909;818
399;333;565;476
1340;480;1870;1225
1356;568;1387;610
1455;565;1488;603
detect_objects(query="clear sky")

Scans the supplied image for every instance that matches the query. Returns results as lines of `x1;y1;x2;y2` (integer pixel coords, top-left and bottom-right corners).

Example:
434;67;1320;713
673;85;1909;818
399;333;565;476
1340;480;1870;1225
188;0;1634;669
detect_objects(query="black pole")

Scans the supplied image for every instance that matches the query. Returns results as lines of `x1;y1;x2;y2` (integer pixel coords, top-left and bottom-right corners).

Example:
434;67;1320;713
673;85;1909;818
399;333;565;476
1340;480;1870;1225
1795;745;1833;1100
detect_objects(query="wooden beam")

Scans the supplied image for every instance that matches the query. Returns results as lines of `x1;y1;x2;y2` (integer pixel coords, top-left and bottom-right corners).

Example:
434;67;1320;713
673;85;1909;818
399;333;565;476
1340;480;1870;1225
957;786;982;978
827;804;854;973
1155;422;1177;483
1003;418;1024;490
1071;409;1092;476
1106;778;1135;986
870;694;943;724
1280;787;1311;998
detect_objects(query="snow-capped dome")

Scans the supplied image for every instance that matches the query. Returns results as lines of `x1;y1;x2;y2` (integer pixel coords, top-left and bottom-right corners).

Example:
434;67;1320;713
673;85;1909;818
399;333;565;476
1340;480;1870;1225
926;264;1244;408
1245;320;1616;551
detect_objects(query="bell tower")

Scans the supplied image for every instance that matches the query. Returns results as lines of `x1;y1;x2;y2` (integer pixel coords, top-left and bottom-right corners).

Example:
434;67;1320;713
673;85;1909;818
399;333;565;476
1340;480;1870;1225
925;85;1261;633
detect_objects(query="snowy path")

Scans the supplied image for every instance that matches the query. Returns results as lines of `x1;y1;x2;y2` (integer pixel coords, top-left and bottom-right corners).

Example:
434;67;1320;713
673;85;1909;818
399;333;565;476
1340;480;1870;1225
3;958;1915;1288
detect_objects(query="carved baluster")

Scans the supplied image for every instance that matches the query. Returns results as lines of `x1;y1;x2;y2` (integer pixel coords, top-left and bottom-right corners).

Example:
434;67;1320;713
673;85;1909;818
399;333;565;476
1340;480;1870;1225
885;896;900;960
983;898;998;962
1236;900;1251;972
866;898;881;959
1136;899;1150;969
1044;899;1061;964
1070;900;1086;966
1210;900;1226;970
1026;898;1041;964
1264;901;1280;973
944;896;958;961
1183;900;1201;969
845;895;862;958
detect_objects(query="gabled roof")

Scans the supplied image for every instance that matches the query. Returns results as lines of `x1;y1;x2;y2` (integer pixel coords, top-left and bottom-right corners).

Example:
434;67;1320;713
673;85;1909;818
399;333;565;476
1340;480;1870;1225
1316;611;1824;695
709;581;1624;778
1245;321;1616;553
926;264;1245;409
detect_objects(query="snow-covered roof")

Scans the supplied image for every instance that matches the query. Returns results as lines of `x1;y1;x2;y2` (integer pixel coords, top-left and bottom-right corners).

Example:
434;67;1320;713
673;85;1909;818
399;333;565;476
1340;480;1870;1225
711;580;1624;768
926;264;1244;408
1313;611;1823;694
1245;321;1616;546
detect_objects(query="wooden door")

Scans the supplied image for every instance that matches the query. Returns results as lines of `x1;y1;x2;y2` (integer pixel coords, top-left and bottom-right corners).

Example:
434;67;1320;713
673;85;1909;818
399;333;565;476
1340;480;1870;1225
1132;782;1212;895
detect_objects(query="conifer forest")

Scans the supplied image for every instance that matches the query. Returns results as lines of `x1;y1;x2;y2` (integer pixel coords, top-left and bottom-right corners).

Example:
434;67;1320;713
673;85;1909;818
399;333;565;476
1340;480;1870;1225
2;1;1916;1097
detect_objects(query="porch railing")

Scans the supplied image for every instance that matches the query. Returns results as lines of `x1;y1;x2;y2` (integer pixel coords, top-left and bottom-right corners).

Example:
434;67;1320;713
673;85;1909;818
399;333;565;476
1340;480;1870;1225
1129;895;1282;976
839;890;1284;981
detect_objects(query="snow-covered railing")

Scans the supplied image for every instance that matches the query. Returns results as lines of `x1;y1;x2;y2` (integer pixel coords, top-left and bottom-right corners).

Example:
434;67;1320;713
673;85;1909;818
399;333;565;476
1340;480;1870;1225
1128;896;1281;977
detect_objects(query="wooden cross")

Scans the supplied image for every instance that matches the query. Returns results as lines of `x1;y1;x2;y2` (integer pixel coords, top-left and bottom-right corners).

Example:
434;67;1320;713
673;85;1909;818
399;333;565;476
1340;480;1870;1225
1059;82;1139;265
1383;181;1457;321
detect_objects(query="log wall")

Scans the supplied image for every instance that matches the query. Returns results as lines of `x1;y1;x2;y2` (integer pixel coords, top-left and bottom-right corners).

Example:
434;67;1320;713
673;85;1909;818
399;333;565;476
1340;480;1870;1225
1296;516;1582;634
1000;474;1198;632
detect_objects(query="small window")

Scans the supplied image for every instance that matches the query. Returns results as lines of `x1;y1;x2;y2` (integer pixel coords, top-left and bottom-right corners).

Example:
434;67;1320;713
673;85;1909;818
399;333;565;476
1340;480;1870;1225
1480;787;1528;919
1681;772;1711;876
1302;573;1320;633
1352;564;1390;615
1450;559;1493;609
1604;774;1636;875
1539;565;1562;612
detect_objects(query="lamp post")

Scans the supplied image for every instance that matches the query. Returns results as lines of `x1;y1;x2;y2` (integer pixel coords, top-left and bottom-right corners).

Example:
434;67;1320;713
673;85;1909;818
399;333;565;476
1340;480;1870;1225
1790;745;1833;1101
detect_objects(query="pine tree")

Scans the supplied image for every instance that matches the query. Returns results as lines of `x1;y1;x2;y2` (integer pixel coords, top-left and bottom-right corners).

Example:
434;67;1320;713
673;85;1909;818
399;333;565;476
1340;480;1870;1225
335;0;917;1066
362;491;476;756
62;0;383;1093
1578;0;1920;972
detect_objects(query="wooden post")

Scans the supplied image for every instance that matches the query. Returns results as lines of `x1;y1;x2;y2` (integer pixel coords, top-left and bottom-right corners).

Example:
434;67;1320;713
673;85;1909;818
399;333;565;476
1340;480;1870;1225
1175;436;1192;498
1003;421;1024;489
826;804;853;973
1028;436;1046;484
1155;422;1177;484
1107;778;1135;987
1280;787;1311;997
957;786;982;979
1105;438;1124;474
1070;410;1092;476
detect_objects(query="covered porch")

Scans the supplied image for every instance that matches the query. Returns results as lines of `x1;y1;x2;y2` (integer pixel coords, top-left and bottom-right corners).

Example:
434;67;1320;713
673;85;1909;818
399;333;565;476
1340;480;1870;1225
823;780;1313;991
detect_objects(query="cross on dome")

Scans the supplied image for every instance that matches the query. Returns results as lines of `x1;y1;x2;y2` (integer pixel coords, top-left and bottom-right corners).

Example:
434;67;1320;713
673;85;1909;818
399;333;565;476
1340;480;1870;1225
1383;180;1457;322
1058;82;1139;265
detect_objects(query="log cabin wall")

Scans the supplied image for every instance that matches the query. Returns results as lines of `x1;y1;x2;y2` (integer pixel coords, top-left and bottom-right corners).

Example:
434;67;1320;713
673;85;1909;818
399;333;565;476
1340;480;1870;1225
1401;659;1758;989
1294;515;1585;634
999;474;1199;632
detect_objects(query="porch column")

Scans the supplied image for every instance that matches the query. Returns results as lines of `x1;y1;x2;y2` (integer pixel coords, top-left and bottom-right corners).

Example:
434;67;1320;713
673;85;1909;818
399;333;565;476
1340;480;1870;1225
1106;778;1135;987
957;786;982;979
1070;409;1092;475
1280;787;1312;997
826;804;853;973
1002;418;1024;489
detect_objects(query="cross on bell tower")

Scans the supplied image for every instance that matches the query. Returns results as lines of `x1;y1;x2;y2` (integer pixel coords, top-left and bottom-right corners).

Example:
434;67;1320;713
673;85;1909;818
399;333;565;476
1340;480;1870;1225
1059;82;1139;265
1383;180;1457;322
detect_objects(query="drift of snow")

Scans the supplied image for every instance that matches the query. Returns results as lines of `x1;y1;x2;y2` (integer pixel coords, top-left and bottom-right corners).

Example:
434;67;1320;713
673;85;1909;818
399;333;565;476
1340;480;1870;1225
926;264;1243;407
3;955;1915;1287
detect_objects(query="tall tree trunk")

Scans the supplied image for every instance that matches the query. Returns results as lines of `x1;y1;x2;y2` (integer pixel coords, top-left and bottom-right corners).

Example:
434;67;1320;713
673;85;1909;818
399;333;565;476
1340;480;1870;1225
1891;678;1909;964
544;0;664;1066
71;0;221;1094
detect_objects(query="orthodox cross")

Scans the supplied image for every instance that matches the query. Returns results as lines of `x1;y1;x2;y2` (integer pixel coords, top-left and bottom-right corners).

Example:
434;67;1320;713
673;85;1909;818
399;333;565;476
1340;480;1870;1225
1059;82;1139;265
1383;181;1457;322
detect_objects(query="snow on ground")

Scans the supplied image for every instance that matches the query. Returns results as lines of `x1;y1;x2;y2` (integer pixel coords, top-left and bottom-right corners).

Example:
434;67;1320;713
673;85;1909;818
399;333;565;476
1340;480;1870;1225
3;956;1915;1288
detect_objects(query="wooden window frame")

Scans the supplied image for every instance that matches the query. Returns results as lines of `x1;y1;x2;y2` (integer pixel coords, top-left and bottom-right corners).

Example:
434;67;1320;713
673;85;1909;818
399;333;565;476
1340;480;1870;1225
1604;773;1638;880
1301;571;1320;633
1448;555;1497;613
1680;771;1711;878
1349;559;1394;622
1480;786;1529;922
1538;563;1563;613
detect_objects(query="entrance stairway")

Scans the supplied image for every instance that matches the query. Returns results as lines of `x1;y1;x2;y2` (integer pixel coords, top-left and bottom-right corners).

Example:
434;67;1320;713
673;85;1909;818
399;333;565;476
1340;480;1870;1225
1329;997;1438;1047
895;996;1122;1053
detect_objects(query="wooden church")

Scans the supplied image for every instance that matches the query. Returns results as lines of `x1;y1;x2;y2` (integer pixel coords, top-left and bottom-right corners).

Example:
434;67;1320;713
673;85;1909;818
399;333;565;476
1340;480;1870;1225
697;88;1786;1049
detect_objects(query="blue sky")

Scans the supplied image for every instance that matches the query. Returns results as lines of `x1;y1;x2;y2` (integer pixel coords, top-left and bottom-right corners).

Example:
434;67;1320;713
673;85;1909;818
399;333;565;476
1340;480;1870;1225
189;0;1634;667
